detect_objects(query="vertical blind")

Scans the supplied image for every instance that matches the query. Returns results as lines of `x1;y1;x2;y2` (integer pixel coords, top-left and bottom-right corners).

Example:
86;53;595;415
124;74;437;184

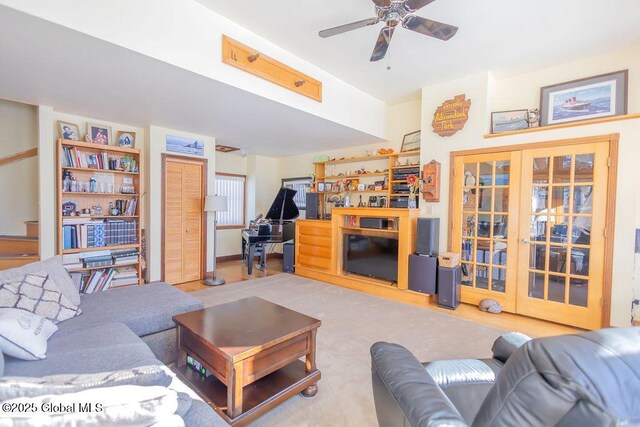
215;174;245;226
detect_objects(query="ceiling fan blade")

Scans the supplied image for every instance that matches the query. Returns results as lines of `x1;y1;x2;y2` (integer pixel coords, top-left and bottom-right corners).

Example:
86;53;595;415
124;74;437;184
319;17;380;38
402;15;458;40
402;0;436;12
372;0;391;7
370;26;394;62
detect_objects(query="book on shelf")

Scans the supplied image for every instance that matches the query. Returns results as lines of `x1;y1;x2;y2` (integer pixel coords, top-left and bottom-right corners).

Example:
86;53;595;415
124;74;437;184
62;249;140;269
62;218;138;249
61;146;138;172
75;266;140;293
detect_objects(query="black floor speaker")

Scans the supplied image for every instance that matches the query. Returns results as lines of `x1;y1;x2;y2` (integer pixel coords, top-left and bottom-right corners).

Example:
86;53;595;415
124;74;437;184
283;242;295;273
408;254;437;295
305;192;319;219
437;266;461;310
417;218;440;256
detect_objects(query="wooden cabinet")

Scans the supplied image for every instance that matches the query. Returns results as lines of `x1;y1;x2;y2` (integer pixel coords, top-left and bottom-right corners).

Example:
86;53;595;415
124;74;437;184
295;220;333;273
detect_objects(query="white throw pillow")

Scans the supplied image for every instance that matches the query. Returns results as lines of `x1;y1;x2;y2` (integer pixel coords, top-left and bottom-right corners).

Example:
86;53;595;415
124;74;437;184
0;385;181;426
0;272;81;323
0;309;57;360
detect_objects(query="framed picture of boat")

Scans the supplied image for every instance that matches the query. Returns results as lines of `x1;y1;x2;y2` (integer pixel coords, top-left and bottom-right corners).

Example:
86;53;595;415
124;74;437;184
540;70;627;126
491;109;529;133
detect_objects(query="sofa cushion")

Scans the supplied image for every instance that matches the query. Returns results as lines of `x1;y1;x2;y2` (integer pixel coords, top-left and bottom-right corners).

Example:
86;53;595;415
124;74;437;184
0;309;58;360
4;322;159;377
57;283;203;338
0;272;81;323
0;256;80;306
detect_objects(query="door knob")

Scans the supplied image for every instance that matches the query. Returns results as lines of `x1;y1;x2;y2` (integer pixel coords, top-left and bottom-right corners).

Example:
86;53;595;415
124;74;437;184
521;238;530;244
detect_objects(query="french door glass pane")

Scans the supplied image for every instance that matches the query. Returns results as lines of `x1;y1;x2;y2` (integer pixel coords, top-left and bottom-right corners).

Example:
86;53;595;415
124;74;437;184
479;162;493;186
529;272;545;299
461;263;474;286
574;154;594;182
551;186;570;214
493;216;507;238
570;247;590;276
493;241;507;265
572;216;591;244
569;278;588;307
494;188;509;212
548;246;568;274
529;244;546;270
530;216;547;241
461;239;474;262
548;275;566;303
476;265;489;289
491;267;506;292
573;186;593;214
553;155;572;183
533;157;550;184
464;163;477;187
495;161;510;185
479;188;492;212
478;215;491;237
462;214;476;237
532;186;548;212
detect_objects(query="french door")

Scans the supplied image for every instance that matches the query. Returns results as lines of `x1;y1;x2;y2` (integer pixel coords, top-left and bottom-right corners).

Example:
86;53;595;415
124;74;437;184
452;139;611;329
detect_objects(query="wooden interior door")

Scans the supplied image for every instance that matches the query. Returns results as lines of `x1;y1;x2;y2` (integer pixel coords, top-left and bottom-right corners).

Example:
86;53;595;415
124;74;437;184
163;156;206;285
452;151;522;312
516;141;609;329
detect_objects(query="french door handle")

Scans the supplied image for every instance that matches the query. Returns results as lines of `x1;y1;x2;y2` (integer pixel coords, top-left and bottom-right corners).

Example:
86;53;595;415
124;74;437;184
521;238;530;244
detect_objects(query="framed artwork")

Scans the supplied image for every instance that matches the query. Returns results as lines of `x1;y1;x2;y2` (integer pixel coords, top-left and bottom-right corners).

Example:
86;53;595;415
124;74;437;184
58;121;80;141
317;182;325;192
367;184;375;191
491;109;529;133
166;134;204;156
87;123;112;145
374;180;384;191
401;130;421;152
540;70;628;126
116;131;136;148
357;184;365;191
325;183;333;192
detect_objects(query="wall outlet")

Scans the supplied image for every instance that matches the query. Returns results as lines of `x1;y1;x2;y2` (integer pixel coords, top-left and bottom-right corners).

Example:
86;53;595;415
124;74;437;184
424;205;433;216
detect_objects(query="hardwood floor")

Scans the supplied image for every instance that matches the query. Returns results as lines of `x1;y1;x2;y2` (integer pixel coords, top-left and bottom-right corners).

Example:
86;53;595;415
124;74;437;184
174;259;581;338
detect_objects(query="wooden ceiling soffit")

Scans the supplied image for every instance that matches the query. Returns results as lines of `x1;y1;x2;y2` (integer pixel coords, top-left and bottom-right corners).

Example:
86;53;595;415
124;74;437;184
222;35;322;103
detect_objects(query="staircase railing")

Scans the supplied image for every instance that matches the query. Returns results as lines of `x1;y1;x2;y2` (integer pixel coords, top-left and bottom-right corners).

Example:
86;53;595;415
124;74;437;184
0;147;38;167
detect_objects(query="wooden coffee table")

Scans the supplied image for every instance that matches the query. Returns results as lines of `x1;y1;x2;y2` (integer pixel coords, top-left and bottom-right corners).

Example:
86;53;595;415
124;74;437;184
173;297;321;426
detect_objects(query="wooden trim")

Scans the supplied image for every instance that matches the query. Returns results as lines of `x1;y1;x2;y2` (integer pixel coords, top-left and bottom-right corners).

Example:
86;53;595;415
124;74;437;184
215;172;247;230
0;147;37;167
60;139;139;154
484;113;640;138
602;135;619;327
222;35;322;102
161;154;208;283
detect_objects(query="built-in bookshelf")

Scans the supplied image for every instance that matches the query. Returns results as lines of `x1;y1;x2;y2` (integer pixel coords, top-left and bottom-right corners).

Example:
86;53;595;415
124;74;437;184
56;139;143;292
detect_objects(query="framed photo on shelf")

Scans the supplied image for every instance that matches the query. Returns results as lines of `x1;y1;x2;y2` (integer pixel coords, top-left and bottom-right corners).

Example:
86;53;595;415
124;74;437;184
367;184;375;191
325;183;333;192
58;121;80;141
540;70;628;126
491;109;529;133
401;130;421;152
87;123;112;145
374;180;384;191
116;131;136;148
357;183;365;191
317;182;325;192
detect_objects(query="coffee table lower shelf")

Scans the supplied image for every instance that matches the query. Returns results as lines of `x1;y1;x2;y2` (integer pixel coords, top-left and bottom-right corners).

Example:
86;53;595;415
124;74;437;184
175;360;321;426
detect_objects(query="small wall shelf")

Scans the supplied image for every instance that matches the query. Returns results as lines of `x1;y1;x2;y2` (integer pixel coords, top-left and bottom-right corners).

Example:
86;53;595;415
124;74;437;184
484;113;640;139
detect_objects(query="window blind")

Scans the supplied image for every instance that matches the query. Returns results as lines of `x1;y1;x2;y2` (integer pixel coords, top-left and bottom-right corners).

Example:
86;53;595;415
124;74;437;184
215;174;245;227
282;178;312;209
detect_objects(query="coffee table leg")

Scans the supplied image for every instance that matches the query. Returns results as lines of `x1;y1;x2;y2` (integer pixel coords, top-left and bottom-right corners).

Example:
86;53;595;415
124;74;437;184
301;329;318;398
227;360;244;418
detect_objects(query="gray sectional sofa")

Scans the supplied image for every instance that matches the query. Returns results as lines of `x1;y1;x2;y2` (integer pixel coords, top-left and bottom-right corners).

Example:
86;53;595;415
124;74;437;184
0;257;219;425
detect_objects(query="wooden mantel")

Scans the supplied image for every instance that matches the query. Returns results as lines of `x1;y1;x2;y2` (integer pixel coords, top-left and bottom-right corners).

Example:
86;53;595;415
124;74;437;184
222;35;322;102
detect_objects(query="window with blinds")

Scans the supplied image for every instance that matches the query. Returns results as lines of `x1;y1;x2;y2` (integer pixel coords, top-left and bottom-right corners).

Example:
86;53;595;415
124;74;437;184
282;177;312;210
215;174;246;227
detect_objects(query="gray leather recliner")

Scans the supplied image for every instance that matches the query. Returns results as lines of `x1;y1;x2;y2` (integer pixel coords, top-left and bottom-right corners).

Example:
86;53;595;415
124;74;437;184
370;327;640;426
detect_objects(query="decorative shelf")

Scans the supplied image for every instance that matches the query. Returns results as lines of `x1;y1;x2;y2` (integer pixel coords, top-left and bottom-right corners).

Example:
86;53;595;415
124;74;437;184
62;192;139;197
321;173;388;180
484;113;640;138
62;243;140;254
62;166;139;175
61;139;140;155
68;261;139;272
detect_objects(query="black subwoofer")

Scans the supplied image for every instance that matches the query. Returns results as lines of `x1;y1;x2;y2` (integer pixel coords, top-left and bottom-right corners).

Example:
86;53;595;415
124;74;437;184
408;254;437;295
437;266;461;310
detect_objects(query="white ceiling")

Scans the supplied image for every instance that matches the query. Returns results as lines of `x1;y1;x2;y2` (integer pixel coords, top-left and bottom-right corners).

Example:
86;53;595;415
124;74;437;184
0;6;381;157
199;0;640;103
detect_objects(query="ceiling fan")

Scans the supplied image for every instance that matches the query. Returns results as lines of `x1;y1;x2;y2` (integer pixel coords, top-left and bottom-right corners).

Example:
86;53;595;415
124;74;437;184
319;0;458;62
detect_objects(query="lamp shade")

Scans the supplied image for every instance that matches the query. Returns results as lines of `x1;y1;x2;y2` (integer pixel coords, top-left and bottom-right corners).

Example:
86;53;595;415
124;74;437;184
204;195;228;212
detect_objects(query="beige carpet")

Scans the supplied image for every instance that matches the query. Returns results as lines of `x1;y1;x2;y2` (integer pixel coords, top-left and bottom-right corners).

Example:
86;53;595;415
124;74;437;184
190;274;505;426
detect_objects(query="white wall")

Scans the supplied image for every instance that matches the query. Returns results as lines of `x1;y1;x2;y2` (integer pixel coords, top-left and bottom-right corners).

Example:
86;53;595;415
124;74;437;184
419;47;640;327
278;99;422;181
146;126;216;282
215;151;247;258
1;0;387;140
0;99;38;236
